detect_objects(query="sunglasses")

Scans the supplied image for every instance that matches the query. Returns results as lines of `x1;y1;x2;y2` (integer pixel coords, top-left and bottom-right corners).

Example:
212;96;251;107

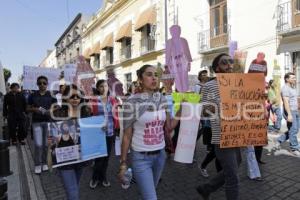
37;81;47;86
219;58;234;65
69;94;81;100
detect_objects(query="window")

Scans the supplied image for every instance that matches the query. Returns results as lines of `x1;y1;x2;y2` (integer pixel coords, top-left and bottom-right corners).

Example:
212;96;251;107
125;73;132;92
284;53;292;73
296;0;300;11
106;47;113;65
210;0;227;37
121;38;132;59
94;54;100;69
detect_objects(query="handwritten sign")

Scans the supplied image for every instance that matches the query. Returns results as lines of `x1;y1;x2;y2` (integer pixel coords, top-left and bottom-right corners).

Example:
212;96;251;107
174;102;201;163
23;66;62;90
217;73;267;148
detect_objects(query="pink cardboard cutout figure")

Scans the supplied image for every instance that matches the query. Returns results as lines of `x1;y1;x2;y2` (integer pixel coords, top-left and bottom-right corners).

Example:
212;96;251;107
166;25;192;92
107;70;124;97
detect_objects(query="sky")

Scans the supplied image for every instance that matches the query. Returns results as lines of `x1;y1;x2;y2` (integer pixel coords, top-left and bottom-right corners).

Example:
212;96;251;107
0;0;103;82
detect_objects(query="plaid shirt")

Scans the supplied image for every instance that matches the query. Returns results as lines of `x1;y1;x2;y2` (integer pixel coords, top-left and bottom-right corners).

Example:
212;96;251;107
92;96;114;137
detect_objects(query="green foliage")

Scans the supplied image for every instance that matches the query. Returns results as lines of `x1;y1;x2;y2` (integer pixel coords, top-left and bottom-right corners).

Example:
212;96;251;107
3;68;11;82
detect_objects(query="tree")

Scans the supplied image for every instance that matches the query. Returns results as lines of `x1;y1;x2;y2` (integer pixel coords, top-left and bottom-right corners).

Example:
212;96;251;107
3;68;11;83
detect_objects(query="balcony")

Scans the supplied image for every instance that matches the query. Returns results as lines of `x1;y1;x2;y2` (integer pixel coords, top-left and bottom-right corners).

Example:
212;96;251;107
198;24;231;54
277;0;300;36
140;36;156;55
120;45;132;61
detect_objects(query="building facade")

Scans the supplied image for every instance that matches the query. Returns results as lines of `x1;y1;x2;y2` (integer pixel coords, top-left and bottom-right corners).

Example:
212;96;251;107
55;13;90;68
39;49;57;68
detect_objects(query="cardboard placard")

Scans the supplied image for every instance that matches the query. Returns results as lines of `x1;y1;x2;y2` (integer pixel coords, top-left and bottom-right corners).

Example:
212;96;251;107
217;73;268;148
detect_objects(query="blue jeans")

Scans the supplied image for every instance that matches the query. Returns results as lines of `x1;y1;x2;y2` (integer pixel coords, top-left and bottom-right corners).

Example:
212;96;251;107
271;105;282;130
278;110;300;150
32;122;48;166
59;168;82;200
131;149;166;200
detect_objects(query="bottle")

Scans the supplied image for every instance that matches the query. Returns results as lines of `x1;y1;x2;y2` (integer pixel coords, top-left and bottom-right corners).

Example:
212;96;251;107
121;168;132;189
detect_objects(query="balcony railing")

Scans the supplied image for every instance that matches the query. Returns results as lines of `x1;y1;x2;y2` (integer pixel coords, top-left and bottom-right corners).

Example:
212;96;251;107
277;0;300;33
277;1;292;33
120;45;132;61
140;36;156;55
198;24;231;53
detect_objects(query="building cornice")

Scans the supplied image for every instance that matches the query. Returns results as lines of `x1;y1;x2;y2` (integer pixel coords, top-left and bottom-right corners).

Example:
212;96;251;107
55;13;82;46
83;0;130;37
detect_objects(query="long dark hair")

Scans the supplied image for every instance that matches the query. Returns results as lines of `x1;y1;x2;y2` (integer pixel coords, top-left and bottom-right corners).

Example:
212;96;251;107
95;79;110;96
137;64;154;80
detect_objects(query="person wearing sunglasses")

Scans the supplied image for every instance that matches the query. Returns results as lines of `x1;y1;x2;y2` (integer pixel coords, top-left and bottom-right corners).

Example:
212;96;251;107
196;53;242;200
27;76;57;174
50;84;91;200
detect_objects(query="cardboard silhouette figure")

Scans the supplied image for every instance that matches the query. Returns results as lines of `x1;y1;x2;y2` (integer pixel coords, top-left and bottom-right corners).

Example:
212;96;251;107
166;25;192;92
248;52;268;77
107;70;124;97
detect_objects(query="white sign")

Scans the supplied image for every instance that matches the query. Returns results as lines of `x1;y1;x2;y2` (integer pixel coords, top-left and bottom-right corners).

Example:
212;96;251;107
23;66;62;90
63;64;77;84
174;103;201;163
55;145;80;163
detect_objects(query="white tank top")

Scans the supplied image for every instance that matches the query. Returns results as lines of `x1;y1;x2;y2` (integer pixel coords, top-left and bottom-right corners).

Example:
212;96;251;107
131;109;166;152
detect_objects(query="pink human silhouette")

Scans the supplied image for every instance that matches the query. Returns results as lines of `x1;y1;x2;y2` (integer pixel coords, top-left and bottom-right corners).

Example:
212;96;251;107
166;25;192;92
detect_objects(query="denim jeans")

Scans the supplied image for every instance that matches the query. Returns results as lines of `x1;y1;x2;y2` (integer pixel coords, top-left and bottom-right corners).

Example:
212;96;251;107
271;105;282;130
131;149;166;200
59;168;82;200
201;145;241;200
32;122;48;166
277;110;300;150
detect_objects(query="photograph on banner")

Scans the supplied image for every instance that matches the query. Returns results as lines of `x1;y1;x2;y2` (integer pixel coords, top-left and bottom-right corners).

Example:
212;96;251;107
47;116;107;168
23;66;62;90
217;73;268;148
63;64;77;85
233;51;248;73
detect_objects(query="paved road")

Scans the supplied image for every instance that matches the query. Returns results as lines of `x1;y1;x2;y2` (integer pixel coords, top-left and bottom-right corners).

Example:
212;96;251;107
31;135;300;200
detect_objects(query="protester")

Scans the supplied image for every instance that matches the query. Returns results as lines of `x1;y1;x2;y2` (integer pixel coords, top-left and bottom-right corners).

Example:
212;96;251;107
51;84;91;200
193;69;208;94
56;84;66;107
196;53;242;200
119;64;181;200
268;80;282;132
27;76;57;174
275;72;300;156
89;79;115;189
3;83;27;145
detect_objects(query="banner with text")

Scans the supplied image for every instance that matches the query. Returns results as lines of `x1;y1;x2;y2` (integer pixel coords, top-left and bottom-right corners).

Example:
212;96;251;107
23;66;62;90
47;116;107;168
217;73;268;148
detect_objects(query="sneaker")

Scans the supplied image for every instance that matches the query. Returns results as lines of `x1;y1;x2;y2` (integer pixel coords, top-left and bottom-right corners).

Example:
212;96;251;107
200;168;209;177
291;150;300;157
42;165;49;171
102;180;111;187
273;139;281;150
34;166;42;174
196;185;210;200
89;179;99;189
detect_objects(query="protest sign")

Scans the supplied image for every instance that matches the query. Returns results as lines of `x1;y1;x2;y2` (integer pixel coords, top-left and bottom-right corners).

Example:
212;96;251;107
172;92;201;113
23;66;62;90
174;102;201;163
217;73;268;148
63;64;77;84
233;51;248;73
47;116;107;168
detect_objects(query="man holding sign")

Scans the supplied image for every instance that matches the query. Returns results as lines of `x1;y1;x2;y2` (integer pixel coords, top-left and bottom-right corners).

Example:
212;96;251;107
196;53;242;200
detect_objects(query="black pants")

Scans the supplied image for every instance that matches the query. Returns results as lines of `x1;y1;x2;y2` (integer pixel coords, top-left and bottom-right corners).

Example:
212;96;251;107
92;136;114;181
201;145;222;172
7;115;26;142
254;146;263;162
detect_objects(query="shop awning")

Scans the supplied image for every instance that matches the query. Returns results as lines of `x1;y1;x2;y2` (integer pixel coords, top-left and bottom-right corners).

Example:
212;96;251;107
90;42;101;55
115;21;132;42
101;33;114;50
82;48;91;58
134;6;156;31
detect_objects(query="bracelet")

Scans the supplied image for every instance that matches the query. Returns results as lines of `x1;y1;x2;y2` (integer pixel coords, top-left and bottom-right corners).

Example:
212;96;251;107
119;163;127;170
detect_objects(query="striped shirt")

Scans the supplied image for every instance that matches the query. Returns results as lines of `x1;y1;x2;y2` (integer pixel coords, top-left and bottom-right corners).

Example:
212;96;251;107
202;79;221;144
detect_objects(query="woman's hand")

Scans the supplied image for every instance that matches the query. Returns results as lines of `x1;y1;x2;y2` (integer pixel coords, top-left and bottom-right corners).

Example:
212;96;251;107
118;162;127;182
